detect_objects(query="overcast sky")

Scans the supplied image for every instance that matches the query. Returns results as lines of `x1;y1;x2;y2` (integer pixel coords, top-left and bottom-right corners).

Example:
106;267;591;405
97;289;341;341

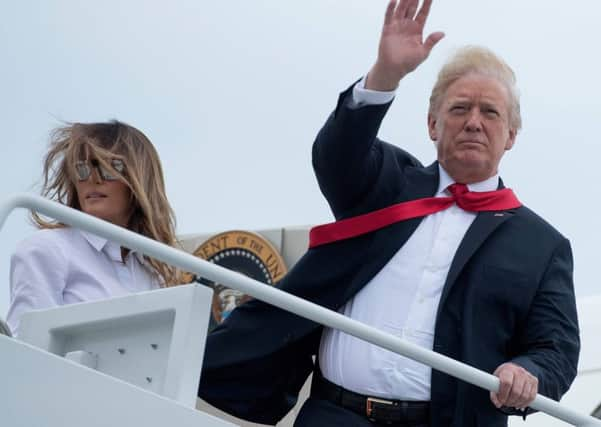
1;1;600;315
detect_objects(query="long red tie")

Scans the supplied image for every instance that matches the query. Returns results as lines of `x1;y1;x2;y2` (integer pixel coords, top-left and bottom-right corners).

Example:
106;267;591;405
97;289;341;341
309;184;521;248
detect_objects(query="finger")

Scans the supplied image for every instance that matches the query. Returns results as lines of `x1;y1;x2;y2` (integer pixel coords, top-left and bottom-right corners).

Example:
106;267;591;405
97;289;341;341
505;374;526;408
490;391;502;409
405;0;419;20
424;31;445;53
496;370;514;405
531;377;539;401
513;372;538;408
514;380;531;409
415;0;434;26
518;381;534;409
522;379;538;407
384;0;397;25
394;0;409;20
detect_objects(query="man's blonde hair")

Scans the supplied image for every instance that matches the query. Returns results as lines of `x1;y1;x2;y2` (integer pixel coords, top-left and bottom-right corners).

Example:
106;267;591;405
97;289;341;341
429;46;522;131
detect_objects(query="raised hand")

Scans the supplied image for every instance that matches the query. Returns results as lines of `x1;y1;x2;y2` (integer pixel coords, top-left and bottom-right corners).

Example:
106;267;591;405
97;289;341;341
366;0;444;91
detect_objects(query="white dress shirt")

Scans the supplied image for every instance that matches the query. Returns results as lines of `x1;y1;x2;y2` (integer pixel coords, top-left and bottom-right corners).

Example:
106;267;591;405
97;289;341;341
318;78;500;400
7;227;160;335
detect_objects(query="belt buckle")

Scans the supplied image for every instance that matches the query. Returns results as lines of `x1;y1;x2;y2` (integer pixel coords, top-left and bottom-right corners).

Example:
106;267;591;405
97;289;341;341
366;396;395;420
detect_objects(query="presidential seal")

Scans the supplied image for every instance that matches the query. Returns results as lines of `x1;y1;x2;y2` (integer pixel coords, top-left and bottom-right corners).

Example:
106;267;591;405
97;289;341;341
188;230;287;329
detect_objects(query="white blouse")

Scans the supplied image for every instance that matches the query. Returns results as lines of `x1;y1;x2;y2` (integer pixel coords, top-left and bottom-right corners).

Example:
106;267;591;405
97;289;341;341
6;227;160;335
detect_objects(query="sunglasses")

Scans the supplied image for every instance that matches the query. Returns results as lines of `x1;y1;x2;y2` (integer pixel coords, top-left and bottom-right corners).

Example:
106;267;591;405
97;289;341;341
74;158;125;182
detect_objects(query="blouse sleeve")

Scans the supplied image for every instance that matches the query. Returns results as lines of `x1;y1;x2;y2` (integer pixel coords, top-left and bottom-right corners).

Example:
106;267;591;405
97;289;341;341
6;232;68;335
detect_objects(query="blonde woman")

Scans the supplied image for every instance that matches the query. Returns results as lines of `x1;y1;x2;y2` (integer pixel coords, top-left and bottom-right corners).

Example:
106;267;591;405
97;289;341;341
6;121;179;335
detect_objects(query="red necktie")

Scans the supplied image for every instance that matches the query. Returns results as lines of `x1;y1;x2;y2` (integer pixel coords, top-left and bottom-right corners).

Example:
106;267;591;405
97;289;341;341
309;184;521;248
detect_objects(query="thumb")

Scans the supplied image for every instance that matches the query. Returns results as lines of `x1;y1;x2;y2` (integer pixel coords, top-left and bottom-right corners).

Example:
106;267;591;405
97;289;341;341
424;31;445;53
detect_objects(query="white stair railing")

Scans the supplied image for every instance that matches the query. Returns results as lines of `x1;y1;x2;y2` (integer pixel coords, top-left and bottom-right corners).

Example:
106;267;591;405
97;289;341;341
1;193;598;427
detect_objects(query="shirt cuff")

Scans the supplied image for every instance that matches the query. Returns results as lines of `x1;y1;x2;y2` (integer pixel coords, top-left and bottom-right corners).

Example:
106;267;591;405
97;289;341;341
350;76;396;108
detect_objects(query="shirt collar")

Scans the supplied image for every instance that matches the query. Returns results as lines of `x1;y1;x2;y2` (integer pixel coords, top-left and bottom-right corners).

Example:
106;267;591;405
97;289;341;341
78;229;140;263
79;229;109;252
436;164;500;195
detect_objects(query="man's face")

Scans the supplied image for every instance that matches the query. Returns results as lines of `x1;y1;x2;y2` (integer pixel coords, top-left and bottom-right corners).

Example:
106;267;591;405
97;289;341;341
428;73;516;183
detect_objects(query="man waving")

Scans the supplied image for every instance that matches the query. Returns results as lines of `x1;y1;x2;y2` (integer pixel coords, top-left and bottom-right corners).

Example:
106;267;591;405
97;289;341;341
199;1;579;426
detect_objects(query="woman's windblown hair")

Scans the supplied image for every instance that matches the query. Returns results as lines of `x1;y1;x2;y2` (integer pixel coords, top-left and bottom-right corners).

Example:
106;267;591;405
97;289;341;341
35;120;181;286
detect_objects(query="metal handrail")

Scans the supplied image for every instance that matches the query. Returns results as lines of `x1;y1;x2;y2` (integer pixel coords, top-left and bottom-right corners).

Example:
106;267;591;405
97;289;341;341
1;193;598;427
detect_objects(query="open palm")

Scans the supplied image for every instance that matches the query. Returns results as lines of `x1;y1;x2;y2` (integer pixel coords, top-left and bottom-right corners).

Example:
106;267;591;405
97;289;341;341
368;0;444;90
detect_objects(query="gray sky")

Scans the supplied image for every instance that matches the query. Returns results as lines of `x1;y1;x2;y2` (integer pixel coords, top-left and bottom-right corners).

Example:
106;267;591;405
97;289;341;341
1;0;600;315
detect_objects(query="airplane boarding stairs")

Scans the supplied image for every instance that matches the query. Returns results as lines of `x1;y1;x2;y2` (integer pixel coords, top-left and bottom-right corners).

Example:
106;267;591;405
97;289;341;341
0;193;599;427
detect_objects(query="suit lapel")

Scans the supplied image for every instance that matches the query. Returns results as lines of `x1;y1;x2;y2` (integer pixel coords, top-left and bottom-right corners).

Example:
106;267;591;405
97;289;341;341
405;161;439;200
436;208;517;318
340;162;440;302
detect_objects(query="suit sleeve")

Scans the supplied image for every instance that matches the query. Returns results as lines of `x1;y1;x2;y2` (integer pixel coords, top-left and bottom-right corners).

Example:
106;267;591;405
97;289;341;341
510;237;580;410
199;325;315;424
198;294;322;424
312;82;394;219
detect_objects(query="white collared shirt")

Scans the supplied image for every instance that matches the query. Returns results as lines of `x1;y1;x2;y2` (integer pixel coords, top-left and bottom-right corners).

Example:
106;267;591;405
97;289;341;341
318;79;500;400
6;227;160;335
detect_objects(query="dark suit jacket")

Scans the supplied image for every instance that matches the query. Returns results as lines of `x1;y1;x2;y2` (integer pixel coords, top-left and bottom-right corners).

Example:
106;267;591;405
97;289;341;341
198;85;580;427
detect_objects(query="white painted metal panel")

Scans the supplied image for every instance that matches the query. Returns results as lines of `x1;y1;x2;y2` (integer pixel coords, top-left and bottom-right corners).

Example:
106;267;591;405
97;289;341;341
18;284;212;408
0;335;236;427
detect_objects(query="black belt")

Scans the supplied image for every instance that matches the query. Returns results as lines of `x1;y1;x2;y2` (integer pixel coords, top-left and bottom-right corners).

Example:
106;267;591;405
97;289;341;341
311;373;430;425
